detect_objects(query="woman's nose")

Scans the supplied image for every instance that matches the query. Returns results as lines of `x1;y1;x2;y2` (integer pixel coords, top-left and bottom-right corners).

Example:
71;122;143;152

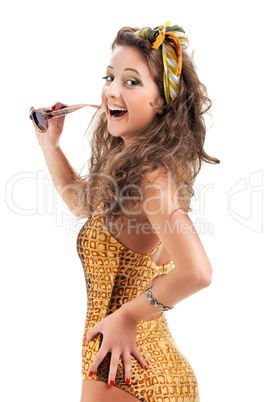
105;80;120;99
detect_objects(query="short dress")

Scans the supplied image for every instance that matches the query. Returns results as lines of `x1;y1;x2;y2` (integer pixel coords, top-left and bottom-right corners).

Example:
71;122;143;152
76;201;200;402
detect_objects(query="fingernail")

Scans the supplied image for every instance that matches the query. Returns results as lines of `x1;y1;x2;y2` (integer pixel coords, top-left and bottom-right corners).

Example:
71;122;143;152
126;377;130;384
30;106;34;110
88;371;94;377
110;379;114;386
51;104;57;110
144;365;148;370
83;337;87;343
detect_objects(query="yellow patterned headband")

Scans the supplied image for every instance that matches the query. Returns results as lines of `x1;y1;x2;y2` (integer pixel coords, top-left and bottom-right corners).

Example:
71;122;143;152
138;22;189;104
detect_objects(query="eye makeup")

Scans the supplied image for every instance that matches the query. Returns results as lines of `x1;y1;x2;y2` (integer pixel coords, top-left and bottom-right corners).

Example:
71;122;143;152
102;74;142;87
125;78;141;86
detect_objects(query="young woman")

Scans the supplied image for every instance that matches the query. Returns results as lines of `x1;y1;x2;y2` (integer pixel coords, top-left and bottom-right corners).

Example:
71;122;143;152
31;22;220;402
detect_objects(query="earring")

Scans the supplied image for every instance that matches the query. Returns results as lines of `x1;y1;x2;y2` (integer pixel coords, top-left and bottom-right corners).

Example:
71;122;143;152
149;102;163;114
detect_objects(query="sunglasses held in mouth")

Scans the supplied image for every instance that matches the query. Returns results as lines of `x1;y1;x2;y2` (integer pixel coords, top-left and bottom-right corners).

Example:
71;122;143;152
29;103;100;133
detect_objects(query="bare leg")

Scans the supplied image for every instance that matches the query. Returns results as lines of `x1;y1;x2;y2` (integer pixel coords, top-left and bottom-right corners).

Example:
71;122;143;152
80;379;140;402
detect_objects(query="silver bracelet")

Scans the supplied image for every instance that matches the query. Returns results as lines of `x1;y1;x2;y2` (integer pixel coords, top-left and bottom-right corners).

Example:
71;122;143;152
145;286;174;312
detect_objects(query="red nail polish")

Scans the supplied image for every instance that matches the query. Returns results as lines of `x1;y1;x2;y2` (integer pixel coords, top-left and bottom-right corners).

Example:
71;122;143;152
83;337;87;342
126;377;130;384
51;104;56;110
110;379;114;386
88;371;94;377
30;106;34;110
144;365;148;370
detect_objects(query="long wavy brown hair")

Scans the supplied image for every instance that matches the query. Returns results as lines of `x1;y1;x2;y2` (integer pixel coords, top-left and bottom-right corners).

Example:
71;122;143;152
73;26;220;222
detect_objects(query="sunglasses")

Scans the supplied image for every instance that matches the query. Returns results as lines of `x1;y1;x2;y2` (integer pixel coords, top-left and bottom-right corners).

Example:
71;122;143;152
29;103;100;133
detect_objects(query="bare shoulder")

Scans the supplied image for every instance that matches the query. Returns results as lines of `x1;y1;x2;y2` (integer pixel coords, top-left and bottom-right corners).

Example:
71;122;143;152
140;166;171;188
140;166;184;216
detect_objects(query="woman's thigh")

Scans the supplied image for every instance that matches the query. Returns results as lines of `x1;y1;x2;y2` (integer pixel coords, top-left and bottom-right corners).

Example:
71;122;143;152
80;379;140;402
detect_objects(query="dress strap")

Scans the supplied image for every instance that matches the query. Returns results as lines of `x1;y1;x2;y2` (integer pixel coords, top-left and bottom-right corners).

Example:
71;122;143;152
147;241;162;257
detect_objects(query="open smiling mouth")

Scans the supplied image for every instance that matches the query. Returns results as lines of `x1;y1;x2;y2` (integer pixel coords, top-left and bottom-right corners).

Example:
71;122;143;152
108;105;128;119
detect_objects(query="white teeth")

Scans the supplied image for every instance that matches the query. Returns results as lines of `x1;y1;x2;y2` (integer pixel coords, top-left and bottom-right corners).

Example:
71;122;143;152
108;105;127;112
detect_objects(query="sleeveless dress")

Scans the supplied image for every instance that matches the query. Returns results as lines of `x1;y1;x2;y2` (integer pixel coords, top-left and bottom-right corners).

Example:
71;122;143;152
76;201;200;402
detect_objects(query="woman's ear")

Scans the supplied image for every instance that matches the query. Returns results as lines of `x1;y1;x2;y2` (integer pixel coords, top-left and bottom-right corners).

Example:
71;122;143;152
155;95;165;115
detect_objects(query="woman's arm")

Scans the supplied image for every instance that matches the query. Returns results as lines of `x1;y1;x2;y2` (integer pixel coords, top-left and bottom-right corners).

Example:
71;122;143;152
121;168;212;322
40;145;85;215
34;102;86;216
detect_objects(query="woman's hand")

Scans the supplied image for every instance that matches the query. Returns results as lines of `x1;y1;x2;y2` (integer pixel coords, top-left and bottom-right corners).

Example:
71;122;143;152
83;306;148;386
32;101;67;150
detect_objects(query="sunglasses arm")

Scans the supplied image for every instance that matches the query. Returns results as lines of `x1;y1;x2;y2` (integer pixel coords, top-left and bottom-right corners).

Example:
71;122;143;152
43;103;100;119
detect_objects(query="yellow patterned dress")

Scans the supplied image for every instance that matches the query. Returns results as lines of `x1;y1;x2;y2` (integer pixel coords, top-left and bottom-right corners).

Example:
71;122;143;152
76;201;200;402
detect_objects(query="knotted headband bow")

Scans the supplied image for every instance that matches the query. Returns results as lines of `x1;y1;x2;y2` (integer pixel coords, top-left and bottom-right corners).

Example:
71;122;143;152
138;22;189;104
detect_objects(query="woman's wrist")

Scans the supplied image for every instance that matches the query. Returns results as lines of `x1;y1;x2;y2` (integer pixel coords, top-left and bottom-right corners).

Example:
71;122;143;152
120;286;166;323
120;274;172;322
40;142;61;153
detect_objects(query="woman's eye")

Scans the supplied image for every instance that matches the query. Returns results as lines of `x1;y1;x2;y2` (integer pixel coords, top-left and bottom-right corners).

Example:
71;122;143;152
102;75;113;83
126;79;140;86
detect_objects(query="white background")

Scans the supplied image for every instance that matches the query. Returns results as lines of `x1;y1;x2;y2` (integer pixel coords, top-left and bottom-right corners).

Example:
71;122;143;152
1;1;267;401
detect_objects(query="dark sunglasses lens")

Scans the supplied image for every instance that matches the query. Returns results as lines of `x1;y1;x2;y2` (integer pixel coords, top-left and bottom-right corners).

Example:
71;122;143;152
32;111;47;132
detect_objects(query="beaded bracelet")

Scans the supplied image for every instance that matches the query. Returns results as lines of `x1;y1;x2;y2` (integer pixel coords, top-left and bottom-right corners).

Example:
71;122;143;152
145;286;174;311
